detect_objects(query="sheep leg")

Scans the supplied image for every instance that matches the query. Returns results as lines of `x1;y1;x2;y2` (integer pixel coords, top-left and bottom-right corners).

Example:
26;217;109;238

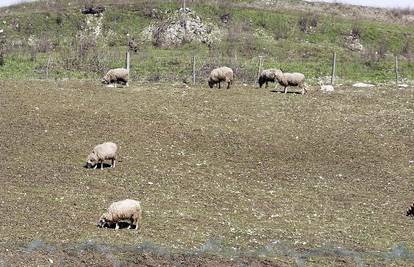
126;82;129;87
111;159;116;168
284;87;287;94
115;223;119;230
227;82;230;89
93;164;97;169
132;216;139;230
218;82;221;89
303;85;307;95
265;81;268;88
127;218;134;229
100;160;104;170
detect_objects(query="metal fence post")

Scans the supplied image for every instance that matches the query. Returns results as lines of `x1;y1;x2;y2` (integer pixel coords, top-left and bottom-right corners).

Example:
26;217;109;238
46;54;51;79
395;55;399;87
257;56;263;82
331;52;336;85
126;50;130;73
192;55;196;85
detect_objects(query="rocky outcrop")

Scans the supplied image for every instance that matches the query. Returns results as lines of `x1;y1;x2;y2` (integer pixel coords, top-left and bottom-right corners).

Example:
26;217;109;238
142;8;222;48
344;31;364;52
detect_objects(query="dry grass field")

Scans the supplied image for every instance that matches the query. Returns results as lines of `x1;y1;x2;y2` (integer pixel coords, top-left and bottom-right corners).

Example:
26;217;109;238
0;80;413;266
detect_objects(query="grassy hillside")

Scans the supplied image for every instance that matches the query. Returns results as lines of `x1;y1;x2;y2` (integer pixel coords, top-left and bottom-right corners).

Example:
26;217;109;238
0;0;413;84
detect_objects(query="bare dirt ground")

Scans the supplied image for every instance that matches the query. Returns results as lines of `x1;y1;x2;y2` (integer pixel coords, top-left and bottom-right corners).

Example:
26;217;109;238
0;80;413;266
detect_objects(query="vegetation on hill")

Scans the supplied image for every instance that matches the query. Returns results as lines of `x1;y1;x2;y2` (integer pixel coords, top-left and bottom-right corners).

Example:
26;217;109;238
0;0;413;84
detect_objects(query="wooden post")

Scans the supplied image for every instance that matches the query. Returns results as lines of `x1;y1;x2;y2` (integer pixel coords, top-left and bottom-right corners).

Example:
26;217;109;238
126;50;130;73
331;52;336;85
257;56;263;82
192;55;196;85
183;0;186;10
126;33;131;73
395;55;399;87
46;54;51;79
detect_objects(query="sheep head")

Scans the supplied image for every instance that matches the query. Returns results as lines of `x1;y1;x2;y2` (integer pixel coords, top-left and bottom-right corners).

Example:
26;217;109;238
86;152;98;168
258;76;266;87
101;77;110;84
273;69;283;79
101;73;111;84
208;79;214;88
97;212;113;228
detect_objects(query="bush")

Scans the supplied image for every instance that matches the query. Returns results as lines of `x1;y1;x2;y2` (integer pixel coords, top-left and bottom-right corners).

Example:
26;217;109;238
401;38;412;61
298;14;318;33
0;34;5;66
55;13;64;25
351;24;362;40
391;7;414;18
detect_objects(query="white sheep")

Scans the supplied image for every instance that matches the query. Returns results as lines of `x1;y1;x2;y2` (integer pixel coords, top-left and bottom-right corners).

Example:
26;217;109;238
97;199;142;230
86;142;118;170
274;69;307;94
258;68;278;88
102;68;129;87
208;66;234;89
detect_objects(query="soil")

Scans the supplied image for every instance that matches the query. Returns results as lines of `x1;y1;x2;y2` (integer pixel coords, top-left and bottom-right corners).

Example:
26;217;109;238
0;80;413;266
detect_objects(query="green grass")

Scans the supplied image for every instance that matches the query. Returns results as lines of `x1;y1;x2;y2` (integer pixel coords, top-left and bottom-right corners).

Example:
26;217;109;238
0;1;413;83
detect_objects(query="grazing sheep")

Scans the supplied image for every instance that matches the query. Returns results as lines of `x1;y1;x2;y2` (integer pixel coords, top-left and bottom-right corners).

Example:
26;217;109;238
86;142;118;170
258;69;278;88
97;199;142;230
274;69;307;94
102;68;129;87
208;66;234;89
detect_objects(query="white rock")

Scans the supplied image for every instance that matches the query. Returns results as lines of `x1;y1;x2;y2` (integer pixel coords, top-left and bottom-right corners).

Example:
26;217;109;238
353;82;375;88
320;85;334;92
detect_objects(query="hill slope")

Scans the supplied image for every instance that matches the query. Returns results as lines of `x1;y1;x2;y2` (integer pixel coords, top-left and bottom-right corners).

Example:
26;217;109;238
0;0;413;83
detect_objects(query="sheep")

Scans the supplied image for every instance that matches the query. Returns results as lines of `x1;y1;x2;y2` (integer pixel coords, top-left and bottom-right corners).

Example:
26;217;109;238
208;66;234;89
274;69;307;94
258;69;278;88
102;68;129;87
97;199;142;230
85;142;118;170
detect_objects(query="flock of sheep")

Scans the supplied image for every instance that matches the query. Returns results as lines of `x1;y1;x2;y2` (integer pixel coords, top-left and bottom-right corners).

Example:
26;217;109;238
85;142;142;230
94;65;307;231
102;66;307;94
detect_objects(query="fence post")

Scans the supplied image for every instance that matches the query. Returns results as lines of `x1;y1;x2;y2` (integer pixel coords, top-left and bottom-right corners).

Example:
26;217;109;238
395;55;399;87
331;52;336;85
46;54;51;79
126;33;131;74
257;56;263;82
192;55;196;85
126;50;130;73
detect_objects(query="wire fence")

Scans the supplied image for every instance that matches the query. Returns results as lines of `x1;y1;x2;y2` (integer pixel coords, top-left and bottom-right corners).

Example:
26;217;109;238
3;46;414;86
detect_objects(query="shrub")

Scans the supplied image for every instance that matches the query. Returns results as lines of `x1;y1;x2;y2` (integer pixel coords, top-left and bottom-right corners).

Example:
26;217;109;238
0;34;5;66
351;24;362;40
401;38;412;61
55;13;64;25
298;14;318;33
377;40;388;59
391;7;414;18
